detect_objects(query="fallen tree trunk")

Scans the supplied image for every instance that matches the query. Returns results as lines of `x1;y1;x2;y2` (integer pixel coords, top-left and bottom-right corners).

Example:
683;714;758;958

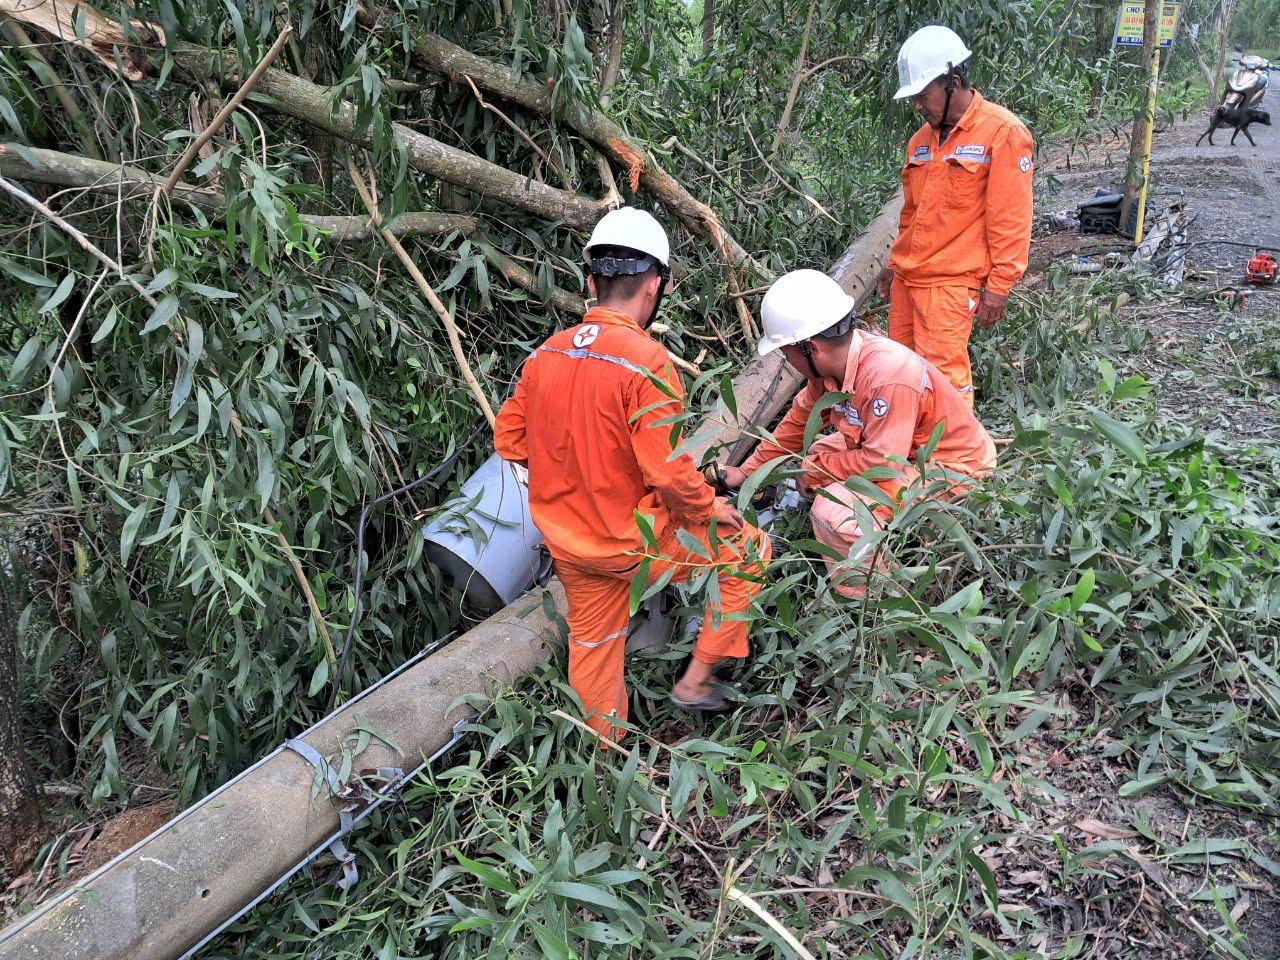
366;15;765;275
0;2;602;230
0;144;476;240
483;246;588;315
681;187;904;468
181;45;602;229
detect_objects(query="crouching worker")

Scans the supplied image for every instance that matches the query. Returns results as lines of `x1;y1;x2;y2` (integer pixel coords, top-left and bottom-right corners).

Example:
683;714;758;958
721;269;995;598
493;208;771;739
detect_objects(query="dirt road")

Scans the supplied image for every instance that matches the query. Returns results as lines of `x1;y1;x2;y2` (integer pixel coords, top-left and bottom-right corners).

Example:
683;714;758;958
1039;76;1280;440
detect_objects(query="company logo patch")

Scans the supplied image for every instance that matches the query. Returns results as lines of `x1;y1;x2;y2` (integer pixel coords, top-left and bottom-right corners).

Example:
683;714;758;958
954;144;987;158
572;323;600;348
909;145;933;163
913;144;931;158
871;398;889;417
1019;156;1032;174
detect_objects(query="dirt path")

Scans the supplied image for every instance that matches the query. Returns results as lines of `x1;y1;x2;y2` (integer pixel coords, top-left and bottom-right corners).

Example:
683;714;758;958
1037;78;1280;441
1027;85;1280;959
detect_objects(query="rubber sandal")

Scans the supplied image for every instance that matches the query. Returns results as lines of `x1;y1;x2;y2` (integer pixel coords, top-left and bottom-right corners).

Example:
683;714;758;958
669;688;735;712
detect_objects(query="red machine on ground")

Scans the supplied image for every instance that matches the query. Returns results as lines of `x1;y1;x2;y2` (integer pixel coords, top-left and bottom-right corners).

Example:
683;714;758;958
1246;251;1278;286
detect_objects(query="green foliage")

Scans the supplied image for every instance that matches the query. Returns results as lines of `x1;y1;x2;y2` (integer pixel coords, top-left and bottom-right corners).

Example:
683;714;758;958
169;278;1280;959
4;0;1274;953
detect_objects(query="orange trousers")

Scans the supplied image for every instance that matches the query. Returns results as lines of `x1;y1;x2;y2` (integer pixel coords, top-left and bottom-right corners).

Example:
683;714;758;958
555;522;771;740
887;277;980;408
807;435;972;598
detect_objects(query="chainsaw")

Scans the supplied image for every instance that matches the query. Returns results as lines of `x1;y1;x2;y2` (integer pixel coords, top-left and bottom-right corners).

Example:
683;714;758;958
1246;251;1277;285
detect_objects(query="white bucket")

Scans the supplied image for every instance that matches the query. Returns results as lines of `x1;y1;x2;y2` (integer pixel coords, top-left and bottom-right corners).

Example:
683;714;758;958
423;454;550;614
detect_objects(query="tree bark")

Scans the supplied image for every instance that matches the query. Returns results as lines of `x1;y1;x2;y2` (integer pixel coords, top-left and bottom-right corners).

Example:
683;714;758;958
593;0;624;209
1210;0;1238;106
0;544;40;887
770;0;817;158
0;145;477;240
170;45;602;229
371;18;766;275
0;3;604;231
702;0;716;54
1122;0;1161;235
1179;18;1219;114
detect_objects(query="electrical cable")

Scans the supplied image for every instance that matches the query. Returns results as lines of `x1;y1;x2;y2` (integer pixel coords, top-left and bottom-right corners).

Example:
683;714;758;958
326;418;489;713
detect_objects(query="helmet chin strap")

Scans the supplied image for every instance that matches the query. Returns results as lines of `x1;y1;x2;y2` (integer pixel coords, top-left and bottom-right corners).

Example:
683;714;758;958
799;340;821;380
939;61;957;146
643;292;664;329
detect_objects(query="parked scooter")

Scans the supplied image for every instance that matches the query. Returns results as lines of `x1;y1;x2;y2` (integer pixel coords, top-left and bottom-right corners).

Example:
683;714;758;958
1197;53;1273;146
1223;53;1272;112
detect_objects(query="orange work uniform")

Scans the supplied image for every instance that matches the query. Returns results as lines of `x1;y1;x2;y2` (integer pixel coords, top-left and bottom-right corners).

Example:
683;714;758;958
494;307;770;737
740;331;995;596
887;90;1034;407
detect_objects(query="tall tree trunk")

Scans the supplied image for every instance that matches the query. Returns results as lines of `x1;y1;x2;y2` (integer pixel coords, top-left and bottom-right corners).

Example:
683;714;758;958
1210;0;1239;106
0;545;40;886
1089;1;1108;115
1123;0;1161;236
702;0;716;54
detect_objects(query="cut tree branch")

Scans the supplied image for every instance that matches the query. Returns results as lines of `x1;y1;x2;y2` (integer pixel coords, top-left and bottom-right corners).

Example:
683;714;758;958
359;14;768;276
346;153;497;428
0;2;604;230
0;15;100;159
160;25;291;196
593;0;625;210
770;0;816;158
0;144;476;241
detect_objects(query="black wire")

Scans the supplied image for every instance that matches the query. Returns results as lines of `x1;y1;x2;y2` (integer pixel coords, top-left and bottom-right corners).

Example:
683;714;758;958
326;418;490;713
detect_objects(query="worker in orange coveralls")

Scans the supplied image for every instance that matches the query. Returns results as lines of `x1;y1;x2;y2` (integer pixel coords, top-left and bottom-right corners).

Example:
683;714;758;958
721;270;996;598
493;208;771;737
875;25;1034;408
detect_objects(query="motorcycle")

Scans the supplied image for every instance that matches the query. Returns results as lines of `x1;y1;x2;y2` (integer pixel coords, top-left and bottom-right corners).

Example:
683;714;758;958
1197;53;1274;147
1222;53;1272;111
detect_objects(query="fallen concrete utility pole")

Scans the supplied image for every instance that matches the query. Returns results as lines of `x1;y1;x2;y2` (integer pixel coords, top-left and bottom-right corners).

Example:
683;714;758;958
0;189;904;960
0;585;567;960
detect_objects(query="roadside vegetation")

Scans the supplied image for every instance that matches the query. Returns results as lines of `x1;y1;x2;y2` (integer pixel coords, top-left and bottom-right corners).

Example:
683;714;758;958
1;0;1277;956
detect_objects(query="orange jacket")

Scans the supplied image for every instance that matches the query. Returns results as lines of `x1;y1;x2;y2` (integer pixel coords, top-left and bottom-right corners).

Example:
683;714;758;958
888;91;1034;296
740;332;996;496
494;307;717;565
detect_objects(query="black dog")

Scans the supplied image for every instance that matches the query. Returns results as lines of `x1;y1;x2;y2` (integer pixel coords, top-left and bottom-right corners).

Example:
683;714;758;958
1197;105;1273;147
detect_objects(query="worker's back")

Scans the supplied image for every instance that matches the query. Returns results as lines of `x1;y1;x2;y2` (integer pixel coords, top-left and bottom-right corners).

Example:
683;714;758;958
497;306;712;567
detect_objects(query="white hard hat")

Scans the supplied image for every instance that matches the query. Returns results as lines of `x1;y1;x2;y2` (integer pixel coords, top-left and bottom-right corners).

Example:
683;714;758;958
584;207;674;294
756;269;856;357
893;25;972;100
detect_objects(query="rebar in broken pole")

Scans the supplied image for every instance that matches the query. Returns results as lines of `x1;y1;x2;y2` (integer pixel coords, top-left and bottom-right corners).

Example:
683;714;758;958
160;26;291;196
346;154;497;429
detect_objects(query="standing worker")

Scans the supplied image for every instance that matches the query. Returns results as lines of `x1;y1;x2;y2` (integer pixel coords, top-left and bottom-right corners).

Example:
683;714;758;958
876;25;1034;408
493;208;772;738
721;270;996;598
